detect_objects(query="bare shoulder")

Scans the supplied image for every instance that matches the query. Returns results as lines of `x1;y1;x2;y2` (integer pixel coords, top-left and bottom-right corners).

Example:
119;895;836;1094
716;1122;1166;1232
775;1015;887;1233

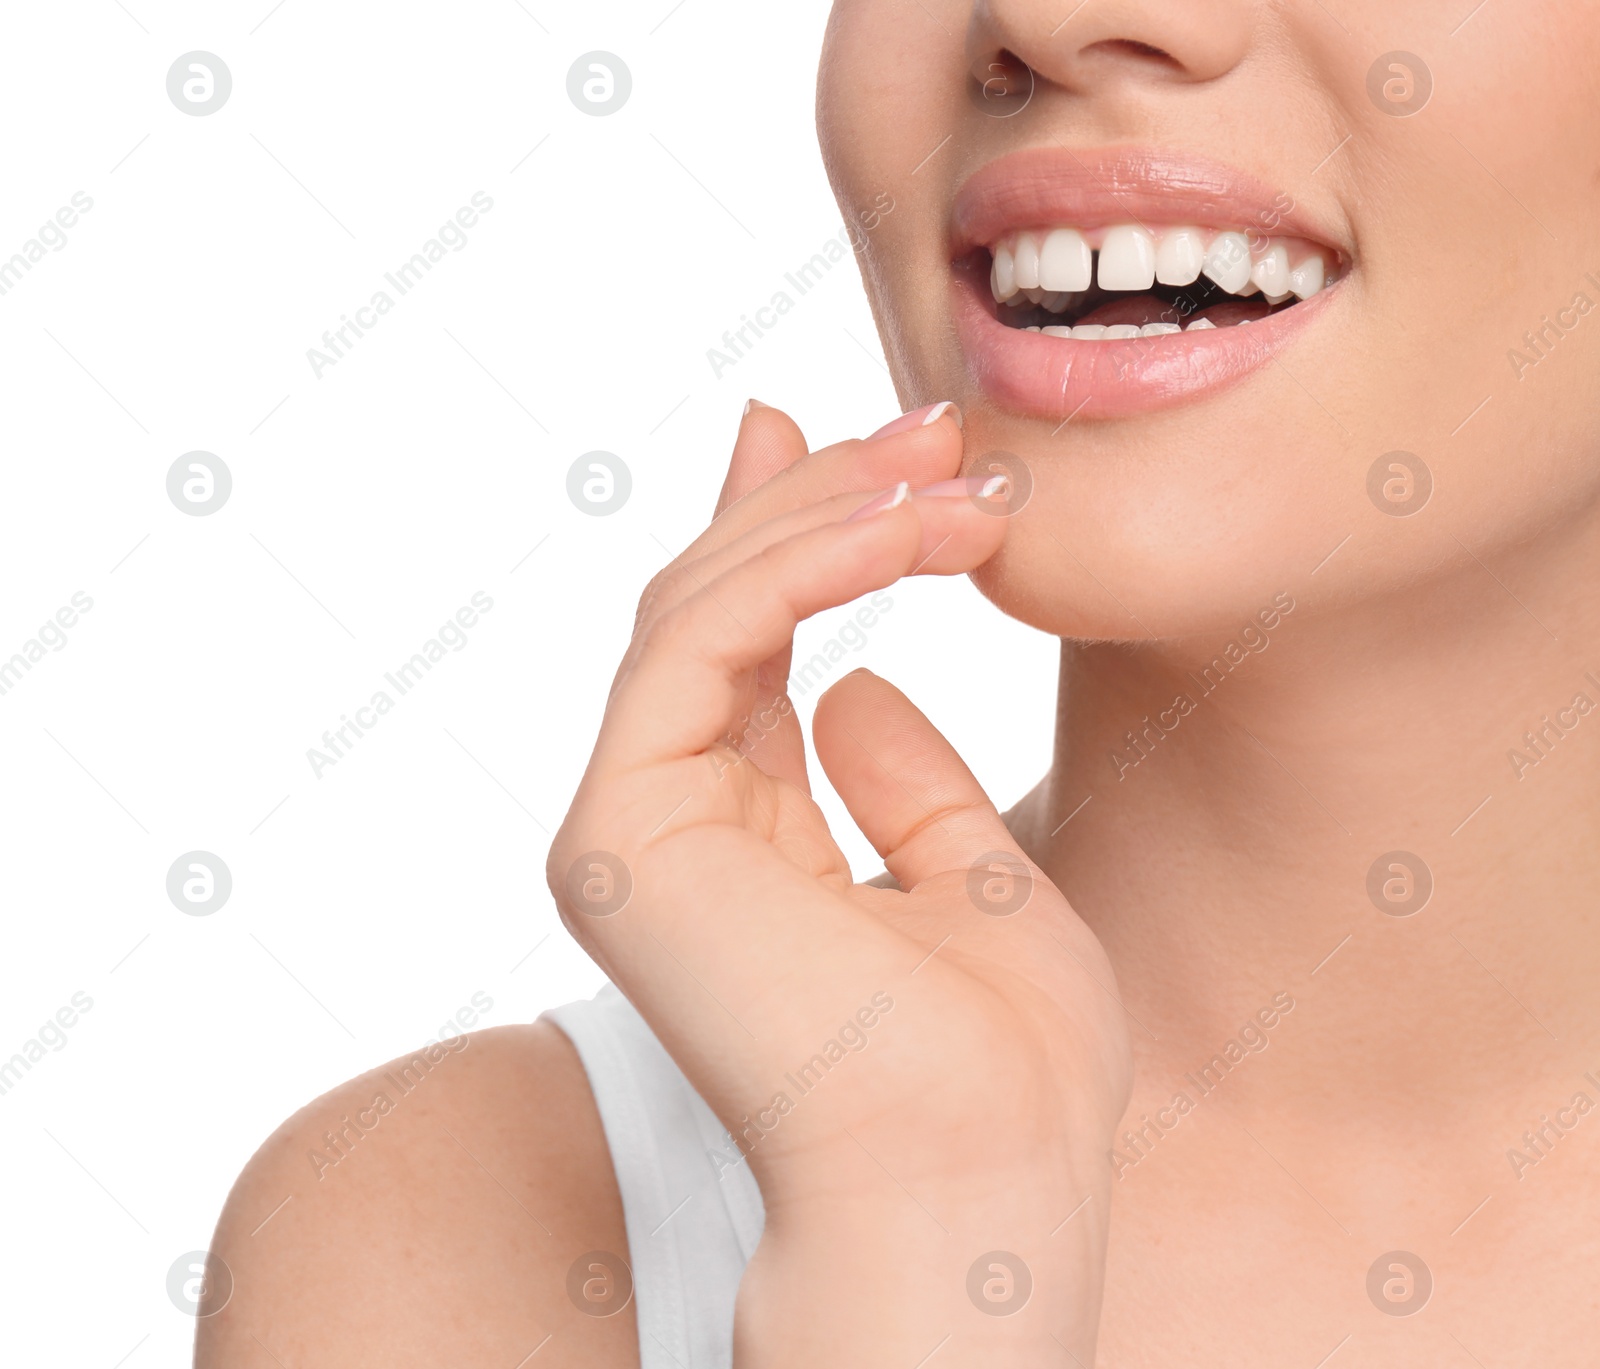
197;1021;638;1369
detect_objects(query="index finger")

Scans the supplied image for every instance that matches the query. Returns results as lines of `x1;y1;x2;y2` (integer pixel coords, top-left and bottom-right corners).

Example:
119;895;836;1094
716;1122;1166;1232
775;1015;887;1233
700;402;966;556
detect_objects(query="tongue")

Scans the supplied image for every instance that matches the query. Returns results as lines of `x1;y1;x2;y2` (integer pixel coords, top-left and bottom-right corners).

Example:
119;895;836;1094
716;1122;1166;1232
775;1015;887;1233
1074;294;1276;328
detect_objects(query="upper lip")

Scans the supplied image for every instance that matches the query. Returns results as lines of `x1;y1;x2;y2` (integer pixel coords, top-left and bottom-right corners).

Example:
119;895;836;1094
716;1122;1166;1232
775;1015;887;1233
950;145;1348;259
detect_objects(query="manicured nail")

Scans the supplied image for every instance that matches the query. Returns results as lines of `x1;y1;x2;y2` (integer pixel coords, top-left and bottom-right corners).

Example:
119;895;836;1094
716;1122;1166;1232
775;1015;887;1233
914;474;1011;501
844;480;911;522
743;397;768;417
866;401;962;441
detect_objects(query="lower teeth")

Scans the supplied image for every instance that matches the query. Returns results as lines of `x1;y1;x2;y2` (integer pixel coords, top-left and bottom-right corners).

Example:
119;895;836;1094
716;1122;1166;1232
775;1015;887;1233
994;258;1303;338
1019;317;1237;338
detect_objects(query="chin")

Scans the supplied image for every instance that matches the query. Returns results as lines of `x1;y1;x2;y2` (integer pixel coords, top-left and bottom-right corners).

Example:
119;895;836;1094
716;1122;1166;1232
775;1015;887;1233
914;387;1332;642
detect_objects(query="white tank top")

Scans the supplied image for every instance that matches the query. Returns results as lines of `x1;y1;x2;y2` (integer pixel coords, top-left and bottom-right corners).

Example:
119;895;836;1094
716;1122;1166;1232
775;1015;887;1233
544;982;765;1368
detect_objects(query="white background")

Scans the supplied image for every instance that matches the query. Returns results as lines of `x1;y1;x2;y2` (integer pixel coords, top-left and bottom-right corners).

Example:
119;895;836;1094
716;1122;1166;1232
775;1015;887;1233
0;3;1058;1361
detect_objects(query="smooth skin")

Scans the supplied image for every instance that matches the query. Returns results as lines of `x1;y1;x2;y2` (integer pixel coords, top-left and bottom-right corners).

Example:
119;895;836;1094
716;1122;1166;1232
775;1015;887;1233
203;408;1129;1367
204;1;1600;1364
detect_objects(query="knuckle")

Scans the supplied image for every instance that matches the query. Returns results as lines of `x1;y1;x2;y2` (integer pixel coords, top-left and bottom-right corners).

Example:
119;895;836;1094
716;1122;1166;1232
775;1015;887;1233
632;578;663;631
750;537;794;577
543;831;572;905
634;563;691;631
545;829;595;942
646;597;701;654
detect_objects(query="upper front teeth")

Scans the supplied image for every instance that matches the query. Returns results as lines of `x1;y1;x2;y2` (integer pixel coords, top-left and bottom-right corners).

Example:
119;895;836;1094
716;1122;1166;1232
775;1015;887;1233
989;224;1336;305
1038;228;1092;292
1012;233;1041;290
1097;225;1156;291
1155;227;1206;286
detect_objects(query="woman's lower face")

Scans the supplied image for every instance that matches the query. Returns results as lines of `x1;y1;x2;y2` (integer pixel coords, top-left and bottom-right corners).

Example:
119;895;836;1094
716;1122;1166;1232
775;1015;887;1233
818;0;1600;640
817;1;1600;1357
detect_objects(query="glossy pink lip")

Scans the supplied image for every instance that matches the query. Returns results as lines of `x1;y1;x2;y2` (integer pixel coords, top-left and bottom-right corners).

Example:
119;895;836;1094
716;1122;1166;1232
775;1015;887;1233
949;146;1348;420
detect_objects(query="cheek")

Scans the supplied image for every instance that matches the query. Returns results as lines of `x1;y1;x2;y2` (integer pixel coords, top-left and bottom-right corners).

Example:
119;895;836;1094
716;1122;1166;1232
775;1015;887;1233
1347;33;1600;566
817;4;968;362
817;6;910;208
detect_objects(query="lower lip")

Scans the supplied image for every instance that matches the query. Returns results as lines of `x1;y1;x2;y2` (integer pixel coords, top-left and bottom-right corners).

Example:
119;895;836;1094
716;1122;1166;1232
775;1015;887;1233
950;256;1337;421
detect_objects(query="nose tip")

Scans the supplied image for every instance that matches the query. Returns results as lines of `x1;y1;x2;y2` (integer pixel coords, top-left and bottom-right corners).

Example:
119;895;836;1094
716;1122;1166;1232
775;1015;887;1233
967;0;1256;97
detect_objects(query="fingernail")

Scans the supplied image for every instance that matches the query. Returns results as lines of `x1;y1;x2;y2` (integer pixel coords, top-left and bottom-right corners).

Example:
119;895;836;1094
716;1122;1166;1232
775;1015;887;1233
866;401;962;441
743;397;768;417
914;474;1011;501
844;480;911;522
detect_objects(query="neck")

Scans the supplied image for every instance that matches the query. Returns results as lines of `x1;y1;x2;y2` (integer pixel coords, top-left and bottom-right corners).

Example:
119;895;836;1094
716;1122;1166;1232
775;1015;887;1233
1015;512;1600;1137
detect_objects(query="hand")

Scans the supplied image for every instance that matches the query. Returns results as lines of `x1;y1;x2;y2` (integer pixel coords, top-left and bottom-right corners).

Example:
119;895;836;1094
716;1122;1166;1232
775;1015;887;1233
547;402;1133;1365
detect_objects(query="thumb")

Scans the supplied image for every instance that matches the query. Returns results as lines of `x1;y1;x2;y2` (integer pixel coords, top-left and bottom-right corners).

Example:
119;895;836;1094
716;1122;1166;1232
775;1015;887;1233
714;400;809;516
812;669;1022;891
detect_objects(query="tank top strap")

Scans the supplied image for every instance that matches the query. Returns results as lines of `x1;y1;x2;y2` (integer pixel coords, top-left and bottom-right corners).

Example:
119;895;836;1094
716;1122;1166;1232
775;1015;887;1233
544;982;765;1369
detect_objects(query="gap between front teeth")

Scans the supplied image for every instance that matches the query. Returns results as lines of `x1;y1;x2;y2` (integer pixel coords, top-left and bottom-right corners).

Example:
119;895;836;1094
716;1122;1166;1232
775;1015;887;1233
989;224;1336;306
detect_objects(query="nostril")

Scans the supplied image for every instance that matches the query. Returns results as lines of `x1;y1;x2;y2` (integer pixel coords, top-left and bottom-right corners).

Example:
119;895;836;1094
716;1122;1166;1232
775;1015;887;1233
974;48;1031;92
1083;37;1181;68
969;47;1037;115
